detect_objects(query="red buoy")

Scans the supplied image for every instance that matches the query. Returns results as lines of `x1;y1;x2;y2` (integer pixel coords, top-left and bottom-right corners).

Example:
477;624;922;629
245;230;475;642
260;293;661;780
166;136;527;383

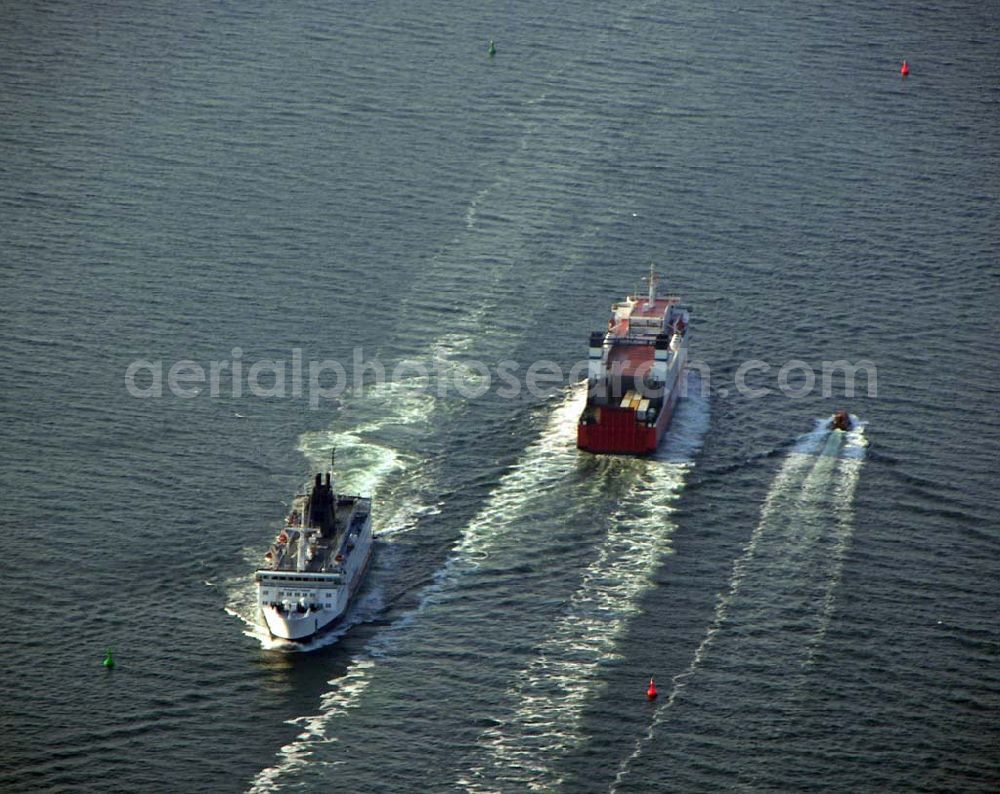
646;677;658;700
900;60;909;77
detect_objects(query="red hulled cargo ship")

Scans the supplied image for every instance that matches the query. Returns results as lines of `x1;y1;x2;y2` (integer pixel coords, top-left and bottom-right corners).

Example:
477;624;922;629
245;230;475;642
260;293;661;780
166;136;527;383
577;267;690;454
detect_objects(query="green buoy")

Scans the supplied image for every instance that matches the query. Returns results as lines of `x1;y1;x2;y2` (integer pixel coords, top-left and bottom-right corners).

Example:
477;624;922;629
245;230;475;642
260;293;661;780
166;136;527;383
488;39;496;57
103;648;115;669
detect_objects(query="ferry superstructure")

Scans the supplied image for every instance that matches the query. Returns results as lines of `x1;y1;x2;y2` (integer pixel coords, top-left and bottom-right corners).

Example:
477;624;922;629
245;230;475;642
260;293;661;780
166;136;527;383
255;459;372;642
577;267;690;454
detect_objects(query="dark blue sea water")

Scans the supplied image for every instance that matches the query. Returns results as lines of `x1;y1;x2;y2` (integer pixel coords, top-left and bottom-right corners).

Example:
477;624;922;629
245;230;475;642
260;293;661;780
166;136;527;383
2;1;998;792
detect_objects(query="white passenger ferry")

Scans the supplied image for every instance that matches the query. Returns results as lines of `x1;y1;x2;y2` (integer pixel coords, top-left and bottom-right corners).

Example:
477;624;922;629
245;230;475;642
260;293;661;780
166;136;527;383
255;456;372;642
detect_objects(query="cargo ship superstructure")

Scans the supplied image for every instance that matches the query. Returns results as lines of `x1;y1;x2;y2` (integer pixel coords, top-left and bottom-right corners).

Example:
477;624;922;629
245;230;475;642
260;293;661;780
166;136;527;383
577;267;690;454
255;457;372;642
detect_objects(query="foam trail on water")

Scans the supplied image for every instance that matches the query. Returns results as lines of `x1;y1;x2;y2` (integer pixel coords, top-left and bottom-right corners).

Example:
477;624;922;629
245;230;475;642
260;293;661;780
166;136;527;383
611;417;864;792
247;28;678;771
247;658;377;794
804;419;867;666
296;379;435;494
245;281;582;788
459;387;709;793
422;382;589;600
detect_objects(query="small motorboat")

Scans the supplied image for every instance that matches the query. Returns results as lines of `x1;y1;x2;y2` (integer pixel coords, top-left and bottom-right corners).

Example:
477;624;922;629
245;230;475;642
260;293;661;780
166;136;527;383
830;410;852;431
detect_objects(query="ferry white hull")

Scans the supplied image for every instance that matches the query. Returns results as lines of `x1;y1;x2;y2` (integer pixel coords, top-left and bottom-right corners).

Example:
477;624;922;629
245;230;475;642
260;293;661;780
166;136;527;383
262;604;342;642
256;511;373;643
